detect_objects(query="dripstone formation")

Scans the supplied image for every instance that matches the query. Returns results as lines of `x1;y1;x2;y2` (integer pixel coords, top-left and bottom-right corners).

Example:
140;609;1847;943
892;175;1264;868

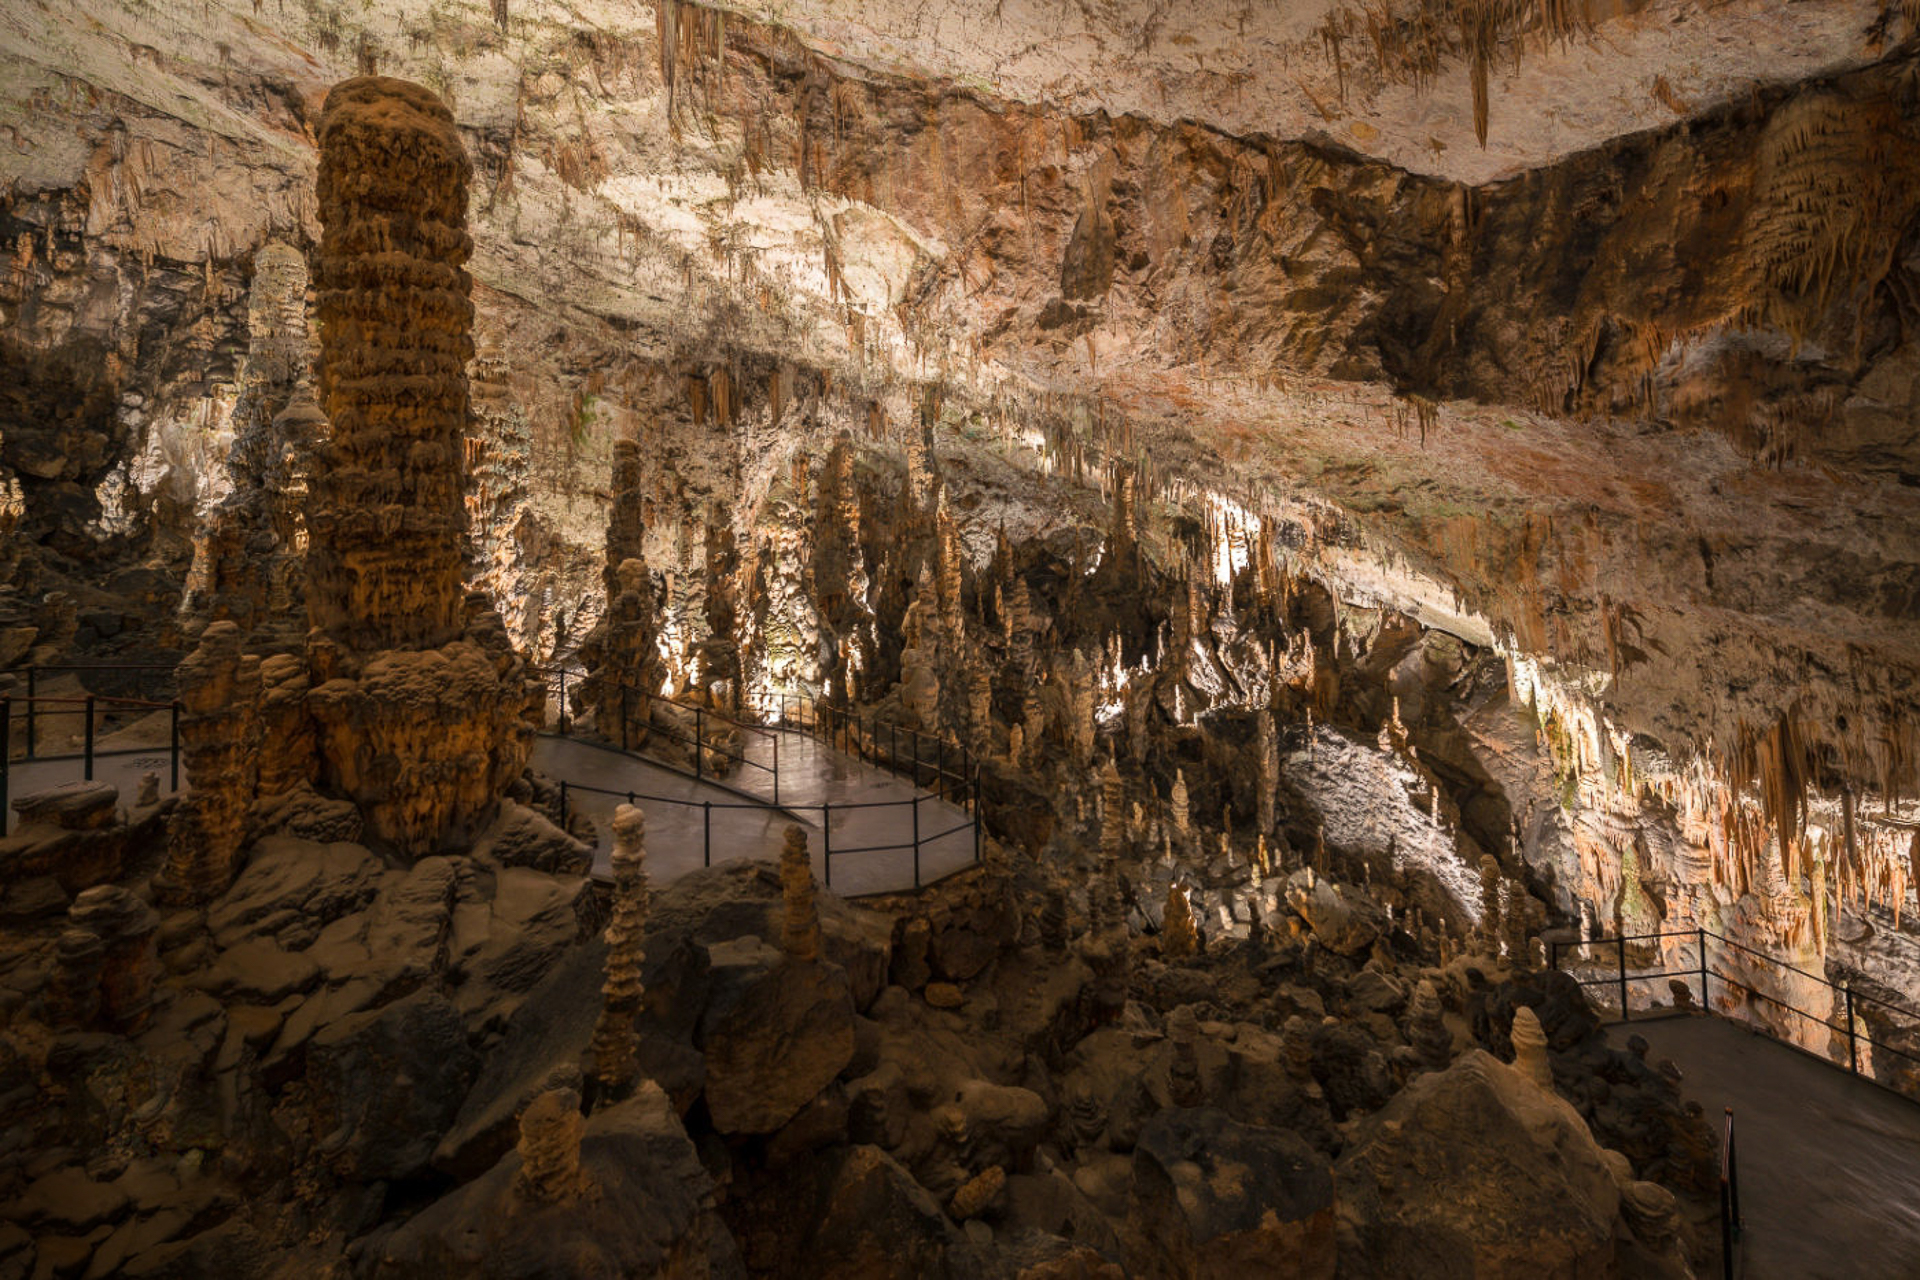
304;76;536;859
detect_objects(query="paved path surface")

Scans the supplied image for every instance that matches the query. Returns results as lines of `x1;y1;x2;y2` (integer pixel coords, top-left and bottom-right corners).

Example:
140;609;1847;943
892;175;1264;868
6;721;975;897
536;730;976;895
1631;1014;1920;1279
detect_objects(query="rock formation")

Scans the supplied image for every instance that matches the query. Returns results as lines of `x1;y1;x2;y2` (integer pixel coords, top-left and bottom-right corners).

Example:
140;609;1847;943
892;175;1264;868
590;804;650;1097
304;76;535;859
160;621;253;903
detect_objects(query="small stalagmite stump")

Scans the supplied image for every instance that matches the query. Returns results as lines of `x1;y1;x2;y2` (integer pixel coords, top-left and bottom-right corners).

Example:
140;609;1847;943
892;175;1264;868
514;1087;588;1205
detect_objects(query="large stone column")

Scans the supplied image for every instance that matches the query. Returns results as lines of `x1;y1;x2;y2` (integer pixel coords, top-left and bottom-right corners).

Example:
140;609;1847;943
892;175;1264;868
305;76;535;859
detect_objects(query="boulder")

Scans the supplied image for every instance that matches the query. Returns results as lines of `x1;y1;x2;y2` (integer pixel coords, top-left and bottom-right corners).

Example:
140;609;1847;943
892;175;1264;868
793;1145;983;1280
305;991;479;1181
433;939;606;1182
371;1083;742;1279
205;837;383;948
700;939;856;1135
1126;1108;1336;1279
1334;1050;1639;1278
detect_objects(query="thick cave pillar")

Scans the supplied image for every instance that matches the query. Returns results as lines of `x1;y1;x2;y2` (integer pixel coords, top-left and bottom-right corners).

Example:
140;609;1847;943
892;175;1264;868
304;76;535;859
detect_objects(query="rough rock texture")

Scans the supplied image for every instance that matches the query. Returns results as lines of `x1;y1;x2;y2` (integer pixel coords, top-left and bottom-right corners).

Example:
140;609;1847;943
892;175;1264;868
373;1083;743;1279
1127;1108;1336;1280
304;76;535;859
160;621;253;903
1334;1050;1685;1278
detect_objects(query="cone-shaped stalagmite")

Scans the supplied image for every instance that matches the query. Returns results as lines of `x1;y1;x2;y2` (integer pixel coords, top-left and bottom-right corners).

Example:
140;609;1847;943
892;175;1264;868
304;76;535;859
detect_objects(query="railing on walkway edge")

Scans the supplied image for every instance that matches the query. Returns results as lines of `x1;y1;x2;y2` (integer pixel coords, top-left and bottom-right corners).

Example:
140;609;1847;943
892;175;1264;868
1548;928;1920;1100
5;661;986;895
2;685;183;833
1720;1107;1742;1280
539;668;984;895
535;664;784;802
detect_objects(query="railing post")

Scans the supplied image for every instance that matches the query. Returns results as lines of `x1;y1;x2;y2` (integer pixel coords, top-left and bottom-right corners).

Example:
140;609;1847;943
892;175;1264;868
1719;1111;1734;1280
1698;927;1709;1011
1845;985;1859;1075
24;667;35;758
773;732;780;806
703;801;712;868
695;707;705;780
822;803;832;889
83;695;96;781
169;701;181;792
1;696;10;834
1726;1108;1741;1235
558;670;568;735
1617;935;1629;1022
912;793;921;889
973;773;982;864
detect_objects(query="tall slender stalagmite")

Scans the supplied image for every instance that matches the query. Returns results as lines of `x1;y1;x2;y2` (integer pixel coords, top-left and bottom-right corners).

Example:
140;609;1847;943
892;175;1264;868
305;76;536;859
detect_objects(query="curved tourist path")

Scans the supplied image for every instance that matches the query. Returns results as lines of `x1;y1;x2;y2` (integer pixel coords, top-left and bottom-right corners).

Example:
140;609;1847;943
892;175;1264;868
1631;1015;1920;1279
4;722;976;898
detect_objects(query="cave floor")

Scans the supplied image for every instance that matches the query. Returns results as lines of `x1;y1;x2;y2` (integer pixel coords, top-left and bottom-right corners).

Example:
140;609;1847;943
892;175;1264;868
531;731;977;896
1629;1014;1920;1279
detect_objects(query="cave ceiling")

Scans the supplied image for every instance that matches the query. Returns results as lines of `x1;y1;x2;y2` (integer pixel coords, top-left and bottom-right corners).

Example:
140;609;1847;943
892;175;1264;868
1;0;1917;793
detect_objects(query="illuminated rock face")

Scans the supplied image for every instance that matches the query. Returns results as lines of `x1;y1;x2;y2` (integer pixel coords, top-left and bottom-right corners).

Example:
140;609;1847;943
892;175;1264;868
305;76;535;860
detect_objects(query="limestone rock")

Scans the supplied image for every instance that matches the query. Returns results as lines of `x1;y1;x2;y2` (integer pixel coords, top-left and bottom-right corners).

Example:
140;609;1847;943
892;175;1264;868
1126;1107;1336;1279
305;990;479;1180
699;940;856;1135
1334;1051;1629;1277
373;1083;742;1279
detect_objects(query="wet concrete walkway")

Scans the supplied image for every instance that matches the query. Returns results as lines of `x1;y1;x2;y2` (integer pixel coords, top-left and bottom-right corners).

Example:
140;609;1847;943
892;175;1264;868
531;732;976;895
5;723;976;898
1630;1014;1920;1279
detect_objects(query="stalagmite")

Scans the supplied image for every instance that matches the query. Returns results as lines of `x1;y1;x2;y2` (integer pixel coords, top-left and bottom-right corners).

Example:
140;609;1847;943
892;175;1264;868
67;885;157;1033
590;804;650;1096
1479;855;1504;954
1099;757;1126;859
160;621;255;903
1161;881;1198;959
1167;1005;1204;1107
1510;1006;1552;1089
780;824;821;961
514;1087;588;1205
45;930;105;1030
1256;708;1278;835
304;76;536;858
1407;979;1451;1070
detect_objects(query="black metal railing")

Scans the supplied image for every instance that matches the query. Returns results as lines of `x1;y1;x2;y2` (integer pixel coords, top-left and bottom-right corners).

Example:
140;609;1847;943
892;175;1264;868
2;688;183;833
554;767;979;896
535;664;783;801
1548;928;1920;1100
3;659;984;895
536;669;983;894
755;690;979;811
1720;1107;1742;1280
